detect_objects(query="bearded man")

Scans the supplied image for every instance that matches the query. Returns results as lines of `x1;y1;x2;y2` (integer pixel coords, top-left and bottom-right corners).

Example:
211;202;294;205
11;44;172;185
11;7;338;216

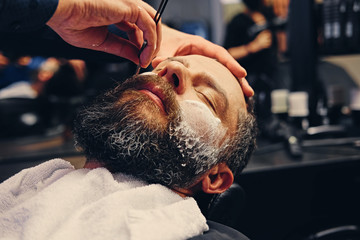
0;55;257;240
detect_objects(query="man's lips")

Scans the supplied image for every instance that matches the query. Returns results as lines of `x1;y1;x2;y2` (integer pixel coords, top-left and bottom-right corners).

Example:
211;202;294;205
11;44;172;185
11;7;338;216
138;84;166;113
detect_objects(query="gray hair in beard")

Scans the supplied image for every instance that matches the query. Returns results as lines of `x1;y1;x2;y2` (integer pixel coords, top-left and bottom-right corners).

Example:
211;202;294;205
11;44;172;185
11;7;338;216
73;74;257;188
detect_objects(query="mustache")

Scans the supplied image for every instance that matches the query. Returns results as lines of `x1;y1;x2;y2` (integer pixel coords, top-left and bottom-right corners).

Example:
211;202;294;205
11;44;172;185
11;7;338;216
109;73;179;118
114;73;169;95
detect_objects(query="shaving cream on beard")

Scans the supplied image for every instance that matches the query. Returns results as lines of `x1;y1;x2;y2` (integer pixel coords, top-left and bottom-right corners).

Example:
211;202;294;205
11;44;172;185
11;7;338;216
178;100;226;147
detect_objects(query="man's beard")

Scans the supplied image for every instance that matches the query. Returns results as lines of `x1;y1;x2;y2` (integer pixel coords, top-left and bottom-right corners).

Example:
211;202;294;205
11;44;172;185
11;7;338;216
74;74;220;188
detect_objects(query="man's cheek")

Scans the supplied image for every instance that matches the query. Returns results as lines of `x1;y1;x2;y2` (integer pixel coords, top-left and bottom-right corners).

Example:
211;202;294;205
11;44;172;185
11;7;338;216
179;100;226;147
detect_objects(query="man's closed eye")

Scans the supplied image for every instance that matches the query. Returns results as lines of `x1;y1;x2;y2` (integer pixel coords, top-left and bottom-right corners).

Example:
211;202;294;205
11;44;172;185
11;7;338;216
195;89;217;114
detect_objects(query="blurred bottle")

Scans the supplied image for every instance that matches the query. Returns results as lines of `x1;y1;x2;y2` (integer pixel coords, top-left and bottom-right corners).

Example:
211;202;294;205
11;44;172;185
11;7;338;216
288;91;310;131
271;89;289;121
326;85;346;124
350;88;360;127
323;0;360;53
323;0;334;52
270;89;303;158
331;0;346;52
345;0;360;51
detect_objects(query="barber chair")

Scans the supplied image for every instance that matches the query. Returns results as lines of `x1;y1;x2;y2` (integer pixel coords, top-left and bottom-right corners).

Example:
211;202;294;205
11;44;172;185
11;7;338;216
285;224;360;240
305;225;360;240
195;182;246;229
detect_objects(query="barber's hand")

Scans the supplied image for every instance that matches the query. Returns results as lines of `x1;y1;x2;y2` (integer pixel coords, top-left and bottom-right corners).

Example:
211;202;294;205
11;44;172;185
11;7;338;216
46;0;161;67
152;25;254;97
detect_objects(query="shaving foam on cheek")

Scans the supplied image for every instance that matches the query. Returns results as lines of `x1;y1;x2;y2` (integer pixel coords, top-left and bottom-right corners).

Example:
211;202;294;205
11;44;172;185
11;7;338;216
179;100;226;146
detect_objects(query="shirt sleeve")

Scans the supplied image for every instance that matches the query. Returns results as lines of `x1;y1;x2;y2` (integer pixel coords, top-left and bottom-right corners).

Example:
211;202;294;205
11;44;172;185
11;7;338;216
0;0;58;32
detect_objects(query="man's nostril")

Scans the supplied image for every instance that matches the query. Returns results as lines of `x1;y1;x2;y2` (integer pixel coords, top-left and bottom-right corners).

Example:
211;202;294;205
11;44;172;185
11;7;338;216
172;74;179;87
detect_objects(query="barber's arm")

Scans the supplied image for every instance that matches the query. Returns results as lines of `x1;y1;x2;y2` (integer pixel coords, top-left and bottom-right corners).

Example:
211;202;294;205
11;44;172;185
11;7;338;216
0;0;161;67
152;25;254;97
46;0;161;67
0;0;253;96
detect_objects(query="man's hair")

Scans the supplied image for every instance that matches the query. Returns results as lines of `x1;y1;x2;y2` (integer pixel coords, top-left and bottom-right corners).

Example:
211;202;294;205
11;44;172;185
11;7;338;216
73;77;257;189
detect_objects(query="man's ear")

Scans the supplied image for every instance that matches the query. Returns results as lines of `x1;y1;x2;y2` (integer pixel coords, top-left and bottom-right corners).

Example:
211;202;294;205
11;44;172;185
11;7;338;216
200;163;234;194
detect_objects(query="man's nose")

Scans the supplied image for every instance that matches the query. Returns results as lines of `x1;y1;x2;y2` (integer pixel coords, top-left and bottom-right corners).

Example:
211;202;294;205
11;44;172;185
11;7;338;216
157;61;188;95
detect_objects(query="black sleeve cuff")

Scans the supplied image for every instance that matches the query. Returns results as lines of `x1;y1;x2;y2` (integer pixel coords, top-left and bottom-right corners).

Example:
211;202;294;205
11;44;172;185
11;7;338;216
0;0;58;32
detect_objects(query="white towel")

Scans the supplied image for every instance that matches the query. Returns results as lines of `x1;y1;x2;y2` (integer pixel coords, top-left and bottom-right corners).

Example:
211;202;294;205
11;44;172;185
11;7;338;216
0;159;208;240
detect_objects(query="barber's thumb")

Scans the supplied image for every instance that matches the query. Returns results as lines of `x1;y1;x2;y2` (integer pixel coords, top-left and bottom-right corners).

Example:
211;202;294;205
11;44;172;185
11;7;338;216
152;56;167;68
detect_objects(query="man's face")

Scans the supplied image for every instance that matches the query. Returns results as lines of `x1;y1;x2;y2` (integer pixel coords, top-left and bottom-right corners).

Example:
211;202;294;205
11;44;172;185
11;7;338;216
74;55;253;188
121;55;248;146
152;55;247;140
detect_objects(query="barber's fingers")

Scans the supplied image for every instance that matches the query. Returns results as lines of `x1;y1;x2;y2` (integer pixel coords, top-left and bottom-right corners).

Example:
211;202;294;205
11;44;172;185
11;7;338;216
224;58;254;97
152;26;253;97
175;36;254;97
226;62;254;97
153;56;254;98
134;2;162;67
138;21;162;67
152;56;167;68
104;34;140;64
239;78;254;98
114;22;143;49
83;27;140;64
47;0;161;66
93;2;162;66
99;1;162;66
176;36;246;77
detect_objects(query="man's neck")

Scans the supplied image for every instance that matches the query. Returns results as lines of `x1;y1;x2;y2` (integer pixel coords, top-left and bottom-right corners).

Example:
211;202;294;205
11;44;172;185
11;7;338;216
83;161;197;198
172;183;202;198
83;161;102;169
171;188;193;198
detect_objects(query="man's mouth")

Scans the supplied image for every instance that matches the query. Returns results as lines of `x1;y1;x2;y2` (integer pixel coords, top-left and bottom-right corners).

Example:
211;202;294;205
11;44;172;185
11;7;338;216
138;84;166;113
